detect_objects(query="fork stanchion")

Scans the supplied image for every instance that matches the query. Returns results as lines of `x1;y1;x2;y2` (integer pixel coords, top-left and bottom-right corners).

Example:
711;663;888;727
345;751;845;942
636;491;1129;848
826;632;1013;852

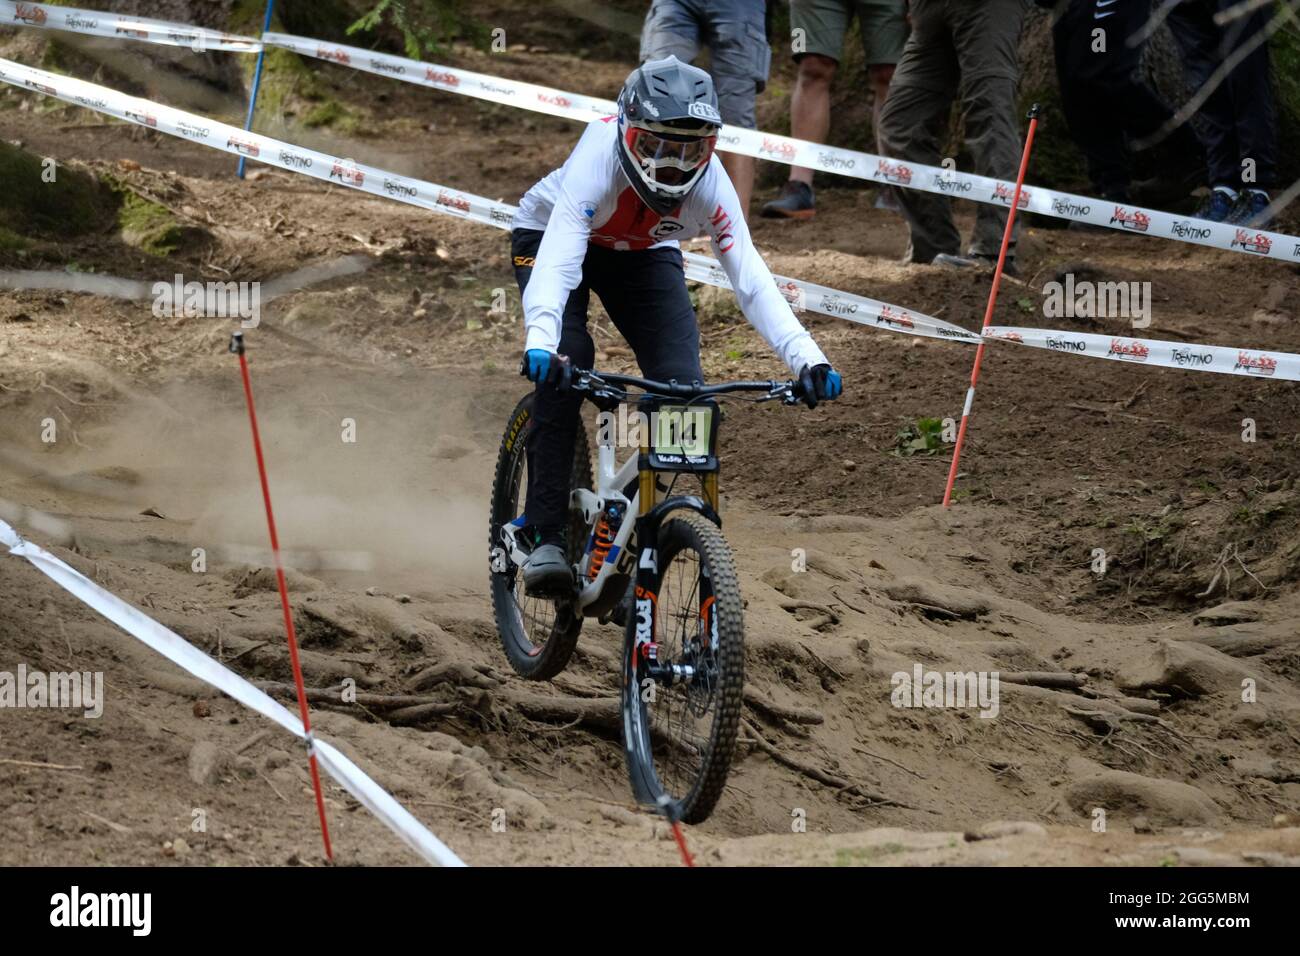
941;104;1041;508
229;331;334;862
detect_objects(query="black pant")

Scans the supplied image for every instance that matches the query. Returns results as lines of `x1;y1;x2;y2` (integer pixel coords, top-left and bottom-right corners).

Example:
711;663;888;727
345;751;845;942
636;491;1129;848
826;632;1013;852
511;228;703;536
1166;0;1277;189
1052;0;1201;196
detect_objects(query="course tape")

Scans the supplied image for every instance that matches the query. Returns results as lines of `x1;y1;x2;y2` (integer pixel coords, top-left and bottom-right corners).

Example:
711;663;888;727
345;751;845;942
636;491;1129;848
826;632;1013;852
0;56;979;344
10;6;1292;264
262;32;1300;266
1;1;260;52
983;326;1300;382
5;57;1299;376
0;516;466;866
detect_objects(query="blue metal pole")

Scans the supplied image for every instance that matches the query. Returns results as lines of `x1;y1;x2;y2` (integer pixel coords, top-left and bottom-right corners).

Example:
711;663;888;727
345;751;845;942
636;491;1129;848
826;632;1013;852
237;0;277;180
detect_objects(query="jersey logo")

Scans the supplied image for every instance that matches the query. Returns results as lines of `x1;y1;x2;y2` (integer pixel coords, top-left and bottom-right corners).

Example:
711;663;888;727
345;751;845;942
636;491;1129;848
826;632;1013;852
579;200;597;219
709;204;736;253
649;218;686;240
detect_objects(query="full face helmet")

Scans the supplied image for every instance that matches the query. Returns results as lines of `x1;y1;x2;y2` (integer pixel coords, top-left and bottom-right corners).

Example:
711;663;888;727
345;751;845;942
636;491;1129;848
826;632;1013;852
615;56;722;215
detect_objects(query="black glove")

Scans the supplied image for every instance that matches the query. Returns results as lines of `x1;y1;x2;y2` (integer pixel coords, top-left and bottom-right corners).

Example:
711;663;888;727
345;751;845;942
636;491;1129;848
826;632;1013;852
798;364;843;409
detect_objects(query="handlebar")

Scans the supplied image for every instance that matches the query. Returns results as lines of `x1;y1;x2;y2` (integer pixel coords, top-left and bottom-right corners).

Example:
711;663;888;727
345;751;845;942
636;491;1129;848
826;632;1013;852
569;368;807;406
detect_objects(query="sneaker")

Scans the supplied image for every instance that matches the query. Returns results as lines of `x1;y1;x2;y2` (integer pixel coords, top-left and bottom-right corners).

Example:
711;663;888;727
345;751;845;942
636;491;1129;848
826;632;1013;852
760;180;816;220
932;252;1020;279
522;541;573;595
1228;189;1272;229
1195;186;1238;223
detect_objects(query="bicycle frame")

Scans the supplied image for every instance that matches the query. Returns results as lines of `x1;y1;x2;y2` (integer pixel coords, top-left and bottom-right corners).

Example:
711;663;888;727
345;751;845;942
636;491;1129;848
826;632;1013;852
499;408;714;615
499;370;799;618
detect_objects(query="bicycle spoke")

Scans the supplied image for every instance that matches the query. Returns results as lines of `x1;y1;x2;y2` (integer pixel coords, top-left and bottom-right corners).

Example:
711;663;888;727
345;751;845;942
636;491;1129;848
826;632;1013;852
647;542;716;803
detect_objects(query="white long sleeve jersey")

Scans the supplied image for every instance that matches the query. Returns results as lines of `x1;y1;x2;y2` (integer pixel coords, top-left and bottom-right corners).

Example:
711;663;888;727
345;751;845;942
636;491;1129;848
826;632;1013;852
514;118;829;375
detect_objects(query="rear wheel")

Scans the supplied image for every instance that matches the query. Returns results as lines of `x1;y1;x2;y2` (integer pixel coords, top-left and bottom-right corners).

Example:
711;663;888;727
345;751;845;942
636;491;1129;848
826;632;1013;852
621;509;744;824
488;393;592;680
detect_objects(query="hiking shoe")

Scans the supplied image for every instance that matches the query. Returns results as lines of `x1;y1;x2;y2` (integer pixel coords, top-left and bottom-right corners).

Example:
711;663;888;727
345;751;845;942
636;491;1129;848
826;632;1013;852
1195;186;1238;223
933;252;1020;279
523;543;573;596
761;181;816;220
1228;189;1272;229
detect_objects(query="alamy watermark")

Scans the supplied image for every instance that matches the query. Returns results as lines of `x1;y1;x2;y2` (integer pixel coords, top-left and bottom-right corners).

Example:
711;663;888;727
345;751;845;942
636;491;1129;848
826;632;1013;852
152;274;260;328
50;886;150;936
891;664;999;718
1043;273;1151;328
596;404;711;451
1;664;104;718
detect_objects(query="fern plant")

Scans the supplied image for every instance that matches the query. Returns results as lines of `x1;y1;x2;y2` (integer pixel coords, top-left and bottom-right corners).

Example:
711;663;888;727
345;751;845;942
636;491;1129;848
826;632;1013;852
347;0;468;60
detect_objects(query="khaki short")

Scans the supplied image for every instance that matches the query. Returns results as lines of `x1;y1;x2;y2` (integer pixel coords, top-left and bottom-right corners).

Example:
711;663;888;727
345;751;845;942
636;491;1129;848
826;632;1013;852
790;0;909;66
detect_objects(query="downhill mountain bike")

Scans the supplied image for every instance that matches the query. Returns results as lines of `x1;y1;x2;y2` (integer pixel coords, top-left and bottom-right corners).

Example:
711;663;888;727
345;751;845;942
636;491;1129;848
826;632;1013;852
488;367;808;823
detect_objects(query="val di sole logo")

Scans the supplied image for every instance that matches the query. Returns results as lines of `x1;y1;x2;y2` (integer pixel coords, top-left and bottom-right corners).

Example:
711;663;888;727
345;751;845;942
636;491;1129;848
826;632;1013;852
1107;338;1150;362
14;4;48;26
991;183;1031;208
1109;206;1151;232
226;136;259;157
1234;351;1278;375
878;305;914;330
1231;229;1272;255
874;159;912;185
329;162;365;187
760;137;797;160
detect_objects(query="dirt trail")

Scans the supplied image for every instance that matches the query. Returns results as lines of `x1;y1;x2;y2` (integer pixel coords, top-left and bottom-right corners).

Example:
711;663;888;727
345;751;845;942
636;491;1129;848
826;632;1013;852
2;24;1299;866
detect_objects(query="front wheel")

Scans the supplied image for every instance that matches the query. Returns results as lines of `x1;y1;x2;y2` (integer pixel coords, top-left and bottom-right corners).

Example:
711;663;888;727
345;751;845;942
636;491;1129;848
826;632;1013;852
622;509;744;824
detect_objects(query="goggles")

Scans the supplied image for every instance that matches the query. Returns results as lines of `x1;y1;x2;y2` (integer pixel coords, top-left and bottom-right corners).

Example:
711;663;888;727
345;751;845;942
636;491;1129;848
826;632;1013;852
624;125;716;187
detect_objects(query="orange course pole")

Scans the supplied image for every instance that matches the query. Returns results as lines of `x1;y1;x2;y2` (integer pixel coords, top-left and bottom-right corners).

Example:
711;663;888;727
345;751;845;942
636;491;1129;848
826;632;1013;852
942;104;1041;508
230;331;334;861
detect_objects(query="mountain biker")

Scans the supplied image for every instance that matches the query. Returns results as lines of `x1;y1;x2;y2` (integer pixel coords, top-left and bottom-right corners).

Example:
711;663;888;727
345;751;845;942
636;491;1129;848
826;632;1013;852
512;55;843;594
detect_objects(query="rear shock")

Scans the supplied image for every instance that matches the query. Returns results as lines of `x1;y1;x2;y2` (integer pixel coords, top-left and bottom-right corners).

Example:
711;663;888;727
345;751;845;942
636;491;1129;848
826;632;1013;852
587;503;626;581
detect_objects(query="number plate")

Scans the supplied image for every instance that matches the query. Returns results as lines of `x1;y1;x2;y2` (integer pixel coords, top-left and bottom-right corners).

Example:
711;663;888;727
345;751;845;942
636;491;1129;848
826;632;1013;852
650;404;715;466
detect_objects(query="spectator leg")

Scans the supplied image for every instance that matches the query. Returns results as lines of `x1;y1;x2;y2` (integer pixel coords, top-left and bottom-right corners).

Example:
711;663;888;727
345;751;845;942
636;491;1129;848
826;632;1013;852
868;63;896;154
878;0;960;264
1216;0;1277;190
788;53;838;185
950;0;1031;259
1165;1;1240;189
1053;0;1181;197
705;3;771;218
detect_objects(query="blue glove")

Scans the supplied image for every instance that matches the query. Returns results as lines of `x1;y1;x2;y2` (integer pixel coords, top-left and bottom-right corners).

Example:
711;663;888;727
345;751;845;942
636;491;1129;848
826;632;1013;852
521;349;571;389
799;364;842;408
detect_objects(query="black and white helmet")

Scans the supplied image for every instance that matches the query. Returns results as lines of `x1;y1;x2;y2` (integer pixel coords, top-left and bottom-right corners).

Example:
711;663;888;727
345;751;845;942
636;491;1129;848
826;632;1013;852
615;56;722;215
